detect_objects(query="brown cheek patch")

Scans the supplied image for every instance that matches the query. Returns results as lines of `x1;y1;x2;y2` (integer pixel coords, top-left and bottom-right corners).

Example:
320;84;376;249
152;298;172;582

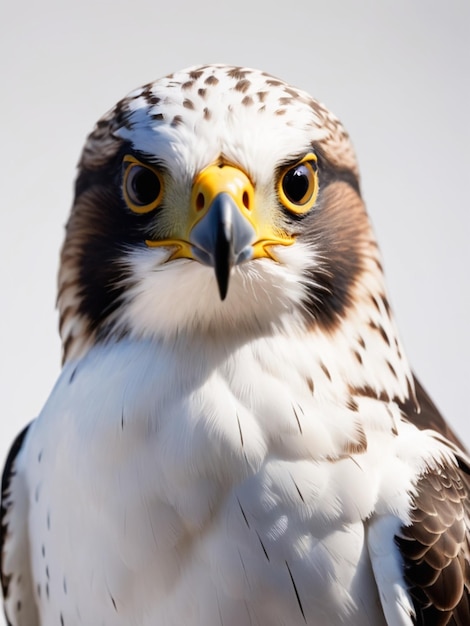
301;180;372;332
58;174;138;362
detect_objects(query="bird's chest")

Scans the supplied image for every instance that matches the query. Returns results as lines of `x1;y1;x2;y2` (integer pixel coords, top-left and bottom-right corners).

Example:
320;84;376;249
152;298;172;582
25;340;388;626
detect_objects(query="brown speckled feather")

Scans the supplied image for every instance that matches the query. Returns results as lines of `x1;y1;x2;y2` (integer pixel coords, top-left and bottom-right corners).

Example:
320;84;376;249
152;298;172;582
397;379;470;625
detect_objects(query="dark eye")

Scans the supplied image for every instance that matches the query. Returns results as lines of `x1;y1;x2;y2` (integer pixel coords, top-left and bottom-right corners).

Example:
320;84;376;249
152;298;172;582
278;154;318;214
123;157;164;213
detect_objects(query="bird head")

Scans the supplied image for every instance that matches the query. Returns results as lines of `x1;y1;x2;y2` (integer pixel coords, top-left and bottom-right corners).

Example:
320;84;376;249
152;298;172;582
58;65;381;362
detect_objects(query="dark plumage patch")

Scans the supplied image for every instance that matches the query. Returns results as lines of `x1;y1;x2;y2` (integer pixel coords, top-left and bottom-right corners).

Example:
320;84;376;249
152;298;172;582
60;144;144;352
1;423;32;600
386;361;397;378
396;462;470;625
353;350;363;365
350;385;391;405
349;376;469;626
188;69;204;80
356;373;470;623
306;377;314;394
235;79;251;93
346;397;359;412
227;68;250;80
320;363;331;381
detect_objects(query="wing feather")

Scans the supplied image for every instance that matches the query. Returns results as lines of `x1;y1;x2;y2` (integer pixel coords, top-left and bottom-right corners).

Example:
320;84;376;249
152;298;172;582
395;379;470;625
1;423;39;626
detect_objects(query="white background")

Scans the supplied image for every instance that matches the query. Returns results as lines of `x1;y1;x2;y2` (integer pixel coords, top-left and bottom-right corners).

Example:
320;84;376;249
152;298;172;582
0;0;468;591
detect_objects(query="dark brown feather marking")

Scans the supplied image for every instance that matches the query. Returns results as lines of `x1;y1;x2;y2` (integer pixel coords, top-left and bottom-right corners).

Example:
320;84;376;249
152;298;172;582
300;175;367;332
306;376;314;394
266;79;282;87
227;67;250;79
320;363;331;381
350;384;391;405
346;397;359;412
344;420;368;455
353;350;363;365
188;69;204;80
235;79;251;93
387;360;397;378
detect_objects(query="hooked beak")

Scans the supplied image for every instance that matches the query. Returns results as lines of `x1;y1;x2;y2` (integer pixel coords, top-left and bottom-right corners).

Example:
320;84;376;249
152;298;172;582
146;163;294;300
190;191;254;299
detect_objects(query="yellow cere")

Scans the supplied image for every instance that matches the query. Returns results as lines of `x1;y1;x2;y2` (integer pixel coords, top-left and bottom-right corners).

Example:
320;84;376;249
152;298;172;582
144;161;296;260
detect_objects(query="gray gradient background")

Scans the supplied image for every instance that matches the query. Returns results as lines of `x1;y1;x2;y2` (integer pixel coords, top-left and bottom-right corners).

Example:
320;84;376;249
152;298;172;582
0;0;468;576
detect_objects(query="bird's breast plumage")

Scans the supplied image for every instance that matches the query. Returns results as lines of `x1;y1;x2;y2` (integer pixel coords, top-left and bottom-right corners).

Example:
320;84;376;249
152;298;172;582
18;334;452;626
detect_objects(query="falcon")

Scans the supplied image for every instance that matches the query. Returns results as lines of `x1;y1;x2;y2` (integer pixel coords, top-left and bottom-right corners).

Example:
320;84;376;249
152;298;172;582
1;64;468;626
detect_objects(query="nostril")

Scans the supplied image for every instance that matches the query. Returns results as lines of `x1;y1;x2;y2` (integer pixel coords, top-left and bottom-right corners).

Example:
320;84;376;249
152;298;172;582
242;191;250;210
196;192;205;211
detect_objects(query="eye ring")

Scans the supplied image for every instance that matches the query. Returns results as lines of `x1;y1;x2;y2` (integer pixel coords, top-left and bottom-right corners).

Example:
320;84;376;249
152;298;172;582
122;155;164;214
278;153;318;214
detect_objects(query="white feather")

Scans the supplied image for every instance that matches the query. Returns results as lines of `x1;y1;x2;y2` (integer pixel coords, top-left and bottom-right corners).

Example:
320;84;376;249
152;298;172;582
6;332;453;626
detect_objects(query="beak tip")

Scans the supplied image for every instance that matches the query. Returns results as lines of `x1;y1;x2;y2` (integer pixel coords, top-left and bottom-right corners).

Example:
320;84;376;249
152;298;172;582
216;270;230;301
